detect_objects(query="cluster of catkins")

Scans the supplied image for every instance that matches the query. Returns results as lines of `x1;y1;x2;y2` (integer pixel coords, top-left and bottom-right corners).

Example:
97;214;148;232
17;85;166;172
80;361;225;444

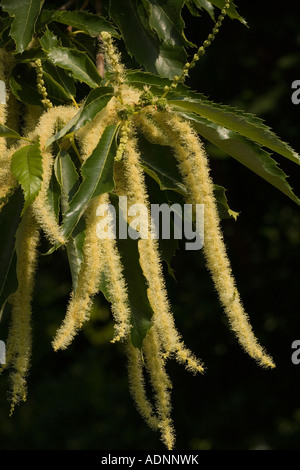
0;30;274;450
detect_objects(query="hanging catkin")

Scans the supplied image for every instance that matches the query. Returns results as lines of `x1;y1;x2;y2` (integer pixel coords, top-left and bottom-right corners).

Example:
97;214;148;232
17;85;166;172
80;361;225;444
4;208;40;414
154;110;275;369
122;122;204;373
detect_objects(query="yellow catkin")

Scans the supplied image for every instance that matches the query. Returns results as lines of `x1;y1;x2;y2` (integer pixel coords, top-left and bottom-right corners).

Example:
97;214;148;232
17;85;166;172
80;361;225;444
143;327;175;450
53;191;132;350
154;110;275;369
4;208;40;413
77;111;132;343
0;49;16;207
29;105;77;246
52;198;105;351
98;192;132;343
134;111;168;146
126;341;159;430
101;31;125;97
123;126;204;374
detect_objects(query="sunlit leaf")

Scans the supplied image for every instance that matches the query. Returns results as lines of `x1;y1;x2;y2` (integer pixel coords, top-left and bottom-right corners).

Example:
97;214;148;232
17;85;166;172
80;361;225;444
11;138;44;213
0;124;30;141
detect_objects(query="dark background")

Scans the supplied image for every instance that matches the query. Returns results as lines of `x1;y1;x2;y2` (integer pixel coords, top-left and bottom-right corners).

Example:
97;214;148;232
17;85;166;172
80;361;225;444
1;0;300;450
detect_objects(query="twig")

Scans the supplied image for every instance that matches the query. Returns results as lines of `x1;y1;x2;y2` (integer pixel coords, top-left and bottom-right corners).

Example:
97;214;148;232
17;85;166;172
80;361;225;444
96;52;105;78
95;0;105;78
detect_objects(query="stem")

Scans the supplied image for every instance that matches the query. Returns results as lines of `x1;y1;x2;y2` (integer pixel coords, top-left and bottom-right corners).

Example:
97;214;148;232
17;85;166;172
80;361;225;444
70;95;79;109
70;29;86;35
95;1;105;78
70;134;82;162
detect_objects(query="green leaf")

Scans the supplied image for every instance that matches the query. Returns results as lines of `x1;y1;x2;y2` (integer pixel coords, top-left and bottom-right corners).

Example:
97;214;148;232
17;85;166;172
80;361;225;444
55;150;85;290
0;15;12;48
126;70;172;88
10;63;41;106
46;10;119;38
142;0;193;47
187;0;215;20
169;96;300;166
70;88;114;133
66;220;86;292
60;124;118;242
11;138;44;213
208;0;247;25
0;124;31;141
34;9;54;30
109;0;186;78
139;133;237;219
46;88;114;147
43;72;75;105
118;237;153;348
55;150;79;216
138;134;186;194
0;188;24;319
156;42;187;79
183;112;300;206
213;184;239;220
47;47;102;88
43;62;76;100
39;27;60;51
14;47;46;63
126;70;189;96
10;62;74;107
2;0;45;53
47;168;61;223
